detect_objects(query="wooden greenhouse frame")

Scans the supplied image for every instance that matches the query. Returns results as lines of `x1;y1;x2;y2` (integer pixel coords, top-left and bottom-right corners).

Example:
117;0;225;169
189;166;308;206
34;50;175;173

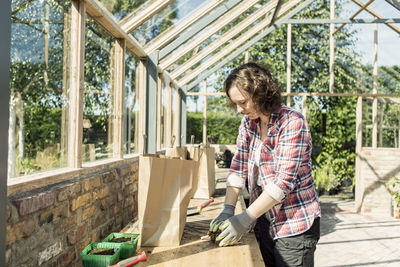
1;0;400;265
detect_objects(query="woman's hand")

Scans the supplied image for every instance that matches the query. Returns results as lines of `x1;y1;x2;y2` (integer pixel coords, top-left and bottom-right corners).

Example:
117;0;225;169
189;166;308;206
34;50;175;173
209;203;235;232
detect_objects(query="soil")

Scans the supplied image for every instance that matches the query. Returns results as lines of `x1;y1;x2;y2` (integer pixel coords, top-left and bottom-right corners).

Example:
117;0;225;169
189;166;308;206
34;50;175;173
207;229;222;243
110;237;133;243
88;247;116;255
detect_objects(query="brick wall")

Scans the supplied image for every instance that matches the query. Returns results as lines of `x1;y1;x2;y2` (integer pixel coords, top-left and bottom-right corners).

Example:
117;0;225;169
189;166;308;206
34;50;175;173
6;161;139;266
358;148;400;216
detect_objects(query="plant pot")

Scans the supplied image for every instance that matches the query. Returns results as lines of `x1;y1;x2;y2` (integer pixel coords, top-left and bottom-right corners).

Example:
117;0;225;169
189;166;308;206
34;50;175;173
102;233;139;259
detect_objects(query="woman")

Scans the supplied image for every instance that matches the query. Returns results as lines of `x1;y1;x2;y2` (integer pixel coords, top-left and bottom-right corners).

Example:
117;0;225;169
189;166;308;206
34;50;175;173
209;62;321;267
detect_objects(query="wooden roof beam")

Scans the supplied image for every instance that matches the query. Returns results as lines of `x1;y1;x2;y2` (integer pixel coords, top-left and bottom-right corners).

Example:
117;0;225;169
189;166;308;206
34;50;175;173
183;0;314;91
268;0;284;27
351;0;400;35
85;0;146;58
334;0;375;35
119;0;176;33
144;0;225;54
159;0;262;70
177;0;299;86
170;0;280;80
158;0;243;59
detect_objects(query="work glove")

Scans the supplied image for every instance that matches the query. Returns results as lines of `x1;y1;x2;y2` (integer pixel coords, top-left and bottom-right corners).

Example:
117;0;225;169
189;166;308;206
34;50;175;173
209;204;235;232
215;209;256;247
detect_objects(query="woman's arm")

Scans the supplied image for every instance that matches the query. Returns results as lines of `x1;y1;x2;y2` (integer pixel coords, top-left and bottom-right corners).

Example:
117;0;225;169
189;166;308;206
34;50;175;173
247;190;278;218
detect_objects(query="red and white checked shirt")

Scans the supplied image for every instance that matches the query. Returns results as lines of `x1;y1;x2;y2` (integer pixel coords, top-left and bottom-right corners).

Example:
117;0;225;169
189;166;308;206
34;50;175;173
227;104;321;239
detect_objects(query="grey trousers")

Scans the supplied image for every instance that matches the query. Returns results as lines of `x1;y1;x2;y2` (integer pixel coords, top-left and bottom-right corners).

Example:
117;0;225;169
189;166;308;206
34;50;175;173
253;216;320;267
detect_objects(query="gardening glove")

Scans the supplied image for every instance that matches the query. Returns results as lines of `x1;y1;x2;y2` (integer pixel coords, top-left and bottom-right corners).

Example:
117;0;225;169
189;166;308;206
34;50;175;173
215;209;256;247
209;203;235;232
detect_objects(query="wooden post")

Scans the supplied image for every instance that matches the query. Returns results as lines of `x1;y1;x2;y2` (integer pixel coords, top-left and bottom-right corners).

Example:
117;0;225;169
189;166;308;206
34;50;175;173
113;39;125;158
174;88;181;146
355;96;363;212
244;50;249;63
378;102;383;147
156;76;162;151
166;79;172;147
68;0;85;168
329;0;335;94
302;95;307;120
286;23;292;107
136;60;146;154
203;80;207;145
61;8;71;166
372;23;378;148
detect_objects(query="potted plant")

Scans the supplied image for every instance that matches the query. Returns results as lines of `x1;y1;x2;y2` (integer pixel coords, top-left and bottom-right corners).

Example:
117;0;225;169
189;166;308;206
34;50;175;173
386;176;400;218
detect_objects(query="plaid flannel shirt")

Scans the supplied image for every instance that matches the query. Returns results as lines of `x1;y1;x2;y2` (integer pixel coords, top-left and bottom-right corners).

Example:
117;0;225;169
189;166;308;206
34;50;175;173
227;104;321;239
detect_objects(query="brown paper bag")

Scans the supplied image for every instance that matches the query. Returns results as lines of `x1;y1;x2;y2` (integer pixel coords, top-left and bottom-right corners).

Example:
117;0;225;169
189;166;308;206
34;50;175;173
138;154;199;246
165;146;188;159
189;146;216;199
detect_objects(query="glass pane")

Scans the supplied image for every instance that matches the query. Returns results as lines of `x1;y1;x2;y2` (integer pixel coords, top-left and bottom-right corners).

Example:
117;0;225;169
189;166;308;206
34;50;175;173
131;0;214;45
124;50;139;155
97;0;149;21
9;0;70;178
83;17;115;162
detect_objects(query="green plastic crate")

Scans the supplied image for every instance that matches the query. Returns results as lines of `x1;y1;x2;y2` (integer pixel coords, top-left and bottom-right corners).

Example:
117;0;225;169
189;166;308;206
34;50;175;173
102;233;139;259
80;242;121;267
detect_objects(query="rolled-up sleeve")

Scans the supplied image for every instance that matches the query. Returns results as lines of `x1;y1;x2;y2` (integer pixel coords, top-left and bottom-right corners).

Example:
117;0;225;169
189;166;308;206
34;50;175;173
226;117;249;189
271;117;311;198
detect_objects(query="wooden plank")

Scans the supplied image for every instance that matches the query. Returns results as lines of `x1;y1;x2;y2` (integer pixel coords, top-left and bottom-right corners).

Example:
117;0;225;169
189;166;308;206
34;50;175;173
113;39;125;158
176;0;300;86
186;92;400;98
170;0;279;80
85;0;146;58
68;0;85;168
173;87;180;146
119;0;176;33
159;0;261;70
144;0;225;54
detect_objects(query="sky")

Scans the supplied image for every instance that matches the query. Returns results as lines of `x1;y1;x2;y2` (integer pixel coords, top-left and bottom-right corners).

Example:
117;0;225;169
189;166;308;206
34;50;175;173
341;0;400;66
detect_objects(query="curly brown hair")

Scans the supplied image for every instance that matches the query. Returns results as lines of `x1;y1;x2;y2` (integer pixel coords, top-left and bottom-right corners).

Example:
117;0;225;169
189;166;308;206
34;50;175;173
224;62;282;115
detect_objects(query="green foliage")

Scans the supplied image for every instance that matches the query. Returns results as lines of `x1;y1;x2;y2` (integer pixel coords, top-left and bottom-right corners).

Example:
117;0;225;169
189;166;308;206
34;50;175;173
187;112;242;144
386;177;400;207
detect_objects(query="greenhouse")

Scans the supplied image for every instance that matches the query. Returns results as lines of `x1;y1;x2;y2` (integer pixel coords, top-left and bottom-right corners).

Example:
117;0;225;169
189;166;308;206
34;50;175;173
1;0;400;266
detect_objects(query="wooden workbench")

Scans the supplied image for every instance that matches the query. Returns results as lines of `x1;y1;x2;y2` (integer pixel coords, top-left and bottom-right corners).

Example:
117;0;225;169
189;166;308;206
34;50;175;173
123;187;265;266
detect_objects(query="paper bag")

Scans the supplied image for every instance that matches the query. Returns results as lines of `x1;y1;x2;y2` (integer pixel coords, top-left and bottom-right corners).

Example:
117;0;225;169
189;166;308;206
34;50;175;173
165;146;188;159
189;146;216;199
138;154;199;246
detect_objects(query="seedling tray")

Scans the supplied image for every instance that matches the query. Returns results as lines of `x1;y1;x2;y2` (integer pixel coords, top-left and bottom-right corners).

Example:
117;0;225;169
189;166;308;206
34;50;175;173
102;233;139;259
81;242;121;267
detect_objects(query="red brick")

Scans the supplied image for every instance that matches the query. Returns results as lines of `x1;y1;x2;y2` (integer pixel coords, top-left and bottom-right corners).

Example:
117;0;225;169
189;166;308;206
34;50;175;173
13;191;55;216
67;223;88;245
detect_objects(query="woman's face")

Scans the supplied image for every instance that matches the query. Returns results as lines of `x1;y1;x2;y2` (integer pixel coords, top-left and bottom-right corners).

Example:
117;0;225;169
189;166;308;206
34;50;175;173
228;86;260;120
